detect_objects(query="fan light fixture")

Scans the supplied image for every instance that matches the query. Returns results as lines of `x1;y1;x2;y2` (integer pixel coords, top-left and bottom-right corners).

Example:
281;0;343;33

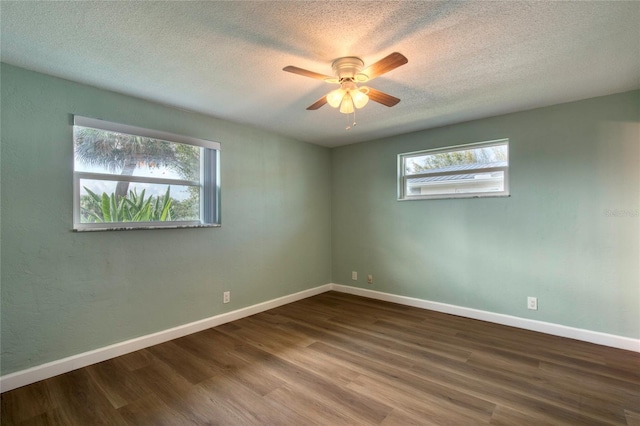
326;81;370;113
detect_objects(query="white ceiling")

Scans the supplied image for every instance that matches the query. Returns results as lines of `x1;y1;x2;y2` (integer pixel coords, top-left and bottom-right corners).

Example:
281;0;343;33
1;1;639;147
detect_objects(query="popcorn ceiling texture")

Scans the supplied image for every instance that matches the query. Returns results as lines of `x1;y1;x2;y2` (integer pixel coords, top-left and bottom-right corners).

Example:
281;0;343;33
1;1;638;146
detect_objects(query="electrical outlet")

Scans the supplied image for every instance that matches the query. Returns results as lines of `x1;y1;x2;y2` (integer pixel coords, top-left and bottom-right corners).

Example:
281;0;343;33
367;275;373;284
223;291;230;304
351;271;358;281
527;296;537;310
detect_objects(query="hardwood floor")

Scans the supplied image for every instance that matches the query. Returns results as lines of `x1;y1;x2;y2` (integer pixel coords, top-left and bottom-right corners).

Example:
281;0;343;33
2;291;639;425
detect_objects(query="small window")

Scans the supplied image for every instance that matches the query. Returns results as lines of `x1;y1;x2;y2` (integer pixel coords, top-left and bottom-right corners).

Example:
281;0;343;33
73;116;220;231
398;139;509;200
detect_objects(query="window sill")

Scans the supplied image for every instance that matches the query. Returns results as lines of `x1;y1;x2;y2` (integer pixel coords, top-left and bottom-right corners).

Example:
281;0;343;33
398;194;511;201
73;223;221;232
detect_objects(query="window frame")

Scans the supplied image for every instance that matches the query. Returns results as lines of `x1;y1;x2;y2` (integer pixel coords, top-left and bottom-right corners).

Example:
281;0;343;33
398;139;509;201
72;116;221;231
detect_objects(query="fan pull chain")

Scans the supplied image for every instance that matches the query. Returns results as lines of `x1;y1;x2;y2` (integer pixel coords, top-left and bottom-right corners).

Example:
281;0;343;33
346;110;357;131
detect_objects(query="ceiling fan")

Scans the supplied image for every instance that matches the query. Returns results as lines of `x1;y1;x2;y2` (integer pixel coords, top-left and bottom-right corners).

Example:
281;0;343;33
283;52;408;122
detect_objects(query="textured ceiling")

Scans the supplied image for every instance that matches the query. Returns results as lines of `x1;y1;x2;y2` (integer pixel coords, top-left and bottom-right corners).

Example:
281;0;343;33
1;1;639;147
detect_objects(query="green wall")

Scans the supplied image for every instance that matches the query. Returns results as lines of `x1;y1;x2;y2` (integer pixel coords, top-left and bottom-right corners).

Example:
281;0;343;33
332;90;639;339
0;64;332;375
1;63;638;377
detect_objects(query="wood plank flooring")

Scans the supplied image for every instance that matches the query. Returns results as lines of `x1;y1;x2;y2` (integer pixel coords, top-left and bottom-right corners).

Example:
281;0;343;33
2;291;639;425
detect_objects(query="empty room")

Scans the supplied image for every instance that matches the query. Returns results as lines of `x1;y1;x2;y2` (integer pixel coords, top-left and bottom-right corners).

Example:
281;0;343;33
1;1;639;424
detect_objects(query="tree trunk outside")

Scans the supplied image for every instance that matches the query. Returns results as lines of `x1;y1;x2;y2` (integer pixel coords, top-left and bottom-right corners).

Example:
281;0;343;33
115;158;138;200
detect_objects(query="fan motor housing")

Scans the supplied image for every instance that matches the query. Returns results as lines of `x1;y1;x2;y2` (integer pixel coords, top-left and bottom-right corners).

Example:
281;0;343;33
332;57;365;80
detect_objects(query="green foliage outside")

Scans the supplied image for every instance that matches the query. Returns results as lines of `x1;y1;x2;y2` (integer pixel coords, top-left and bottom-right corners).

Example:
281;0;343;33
408;145;508;174
82;187;173;223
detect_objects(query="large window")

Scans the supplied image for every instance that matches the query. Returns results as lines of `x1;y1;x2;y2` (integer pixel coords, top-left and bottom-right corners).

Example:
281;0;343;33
398;139;509;200
73;116;220;231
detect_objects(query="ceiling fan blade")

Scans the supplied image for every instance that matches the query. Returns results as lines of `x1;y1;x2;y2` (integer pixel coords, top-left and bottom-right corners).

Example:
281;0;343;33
360;52;408;81
367;88;401;107
283;66;335;82
306;96;328;110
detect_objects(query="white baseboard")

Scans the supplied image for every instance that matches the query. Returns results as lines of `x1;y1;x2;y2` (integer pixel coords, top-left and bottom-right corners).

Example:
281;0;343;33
329;284;640;353
3;282;638;393
0;284;331;393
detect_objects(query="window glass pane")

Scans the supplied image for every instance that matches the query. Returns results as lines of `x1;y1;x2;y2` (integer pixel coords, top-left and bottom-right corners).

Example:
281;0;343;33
74;126;200;181
78;179;200;223
405;144;508;175
406;171;505;197
73;117;220;230
399;140;509;200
